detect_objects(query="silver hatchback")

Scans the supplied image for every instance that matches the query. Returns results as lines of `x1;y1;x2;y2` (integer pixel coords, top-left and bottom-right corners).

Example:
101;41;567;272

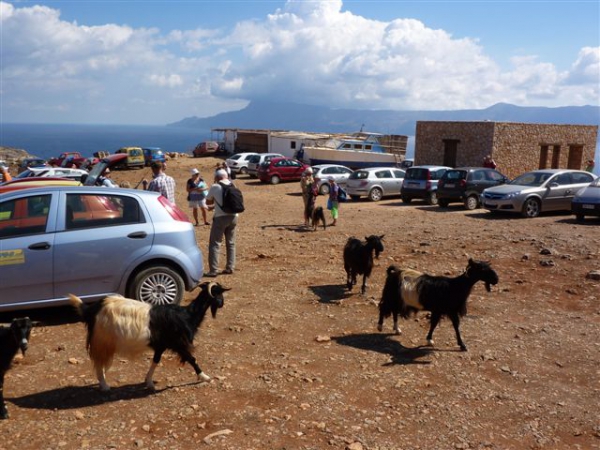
481;169;597;218
0;186;204;311
346;167;406;201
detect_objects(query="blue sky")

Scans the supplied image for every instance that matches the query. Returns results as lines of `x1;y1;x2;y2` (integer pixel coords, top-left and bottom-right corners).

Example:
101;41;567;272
1;0;599;125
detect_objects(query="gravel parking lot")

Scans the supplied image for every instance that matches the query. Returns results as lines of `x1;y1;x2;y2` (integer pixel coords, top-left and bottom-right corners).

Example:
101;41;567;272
1;155;599;450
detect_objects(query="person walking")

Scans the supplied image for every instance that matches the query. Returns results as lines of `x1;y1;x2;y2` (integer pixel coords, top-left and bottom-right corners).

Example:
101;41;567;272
205;169;239;277
300;167;315;226
142;161;176;204
187;168;210;226
585;159;595;173
327;176;340;226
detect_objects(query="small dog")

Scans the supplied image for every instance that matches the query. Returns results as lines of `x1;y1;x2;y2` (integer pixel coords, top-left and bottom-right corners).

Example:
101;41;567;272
310;206;327;231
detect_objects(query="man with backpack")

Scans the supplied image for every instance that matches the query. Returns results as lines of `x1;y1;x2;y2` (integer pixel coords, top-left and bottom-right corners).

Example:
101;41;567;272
204;169;243;277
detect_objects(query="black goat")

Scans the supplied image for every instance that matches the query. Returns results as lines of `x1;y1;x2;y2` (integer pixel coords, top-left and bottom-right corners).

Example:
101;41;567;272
69;281;229;391
1;317;32;419
377;259;499;351
310;206;327;231
343;235;384;294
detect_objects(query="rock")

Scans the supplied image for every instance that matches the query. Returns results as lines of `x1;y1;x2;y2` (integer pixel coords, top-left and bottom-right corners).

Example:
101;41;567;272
585;270;600;281
203;429;233;444
316;335;331;342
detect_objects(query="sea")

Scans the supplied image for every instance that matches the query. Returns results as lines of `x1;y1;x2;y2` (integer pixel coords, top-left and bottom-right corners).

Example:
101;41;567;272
0;123;213;160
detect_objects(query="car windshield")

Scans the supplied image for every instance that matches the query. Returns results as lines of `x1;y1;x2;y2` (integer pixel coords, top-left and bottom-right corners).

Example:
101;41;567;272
443;170;466;181
510;172;553;187
589;177;600;187
249;156;260;163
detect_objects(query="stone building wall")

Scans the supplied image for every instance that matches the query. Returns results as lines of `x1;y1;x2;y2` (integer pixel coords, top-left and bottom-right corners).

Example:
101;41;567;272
415;121;598;179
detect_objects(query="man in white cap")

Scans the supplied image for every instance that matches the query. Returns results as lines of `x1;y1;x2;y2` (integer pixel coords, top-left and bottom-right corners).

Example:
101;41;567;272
186;168;209;226
204;169;238;277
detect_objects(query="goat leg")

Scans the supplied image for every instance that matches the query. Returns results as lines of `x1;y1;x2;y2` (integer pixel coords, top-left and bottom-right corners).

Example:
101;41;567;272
0;376;8;420
95;365;110;392
392;312;401;335
449;313;467;351
178;349;211;383
426;312;442;347
360;274;367;294
145;349;166;390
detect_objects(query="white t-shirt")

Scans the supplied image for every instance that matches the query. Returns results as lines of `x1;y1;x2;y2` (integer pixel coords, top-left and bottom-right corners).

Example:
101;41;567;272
206;180;237;217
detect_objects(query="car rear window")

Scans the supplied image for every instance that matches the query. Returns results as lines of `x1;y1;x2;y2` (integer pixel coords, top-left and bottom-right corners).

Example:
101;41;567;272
444;170;466;181
349;171;369;180
248;155;260;163
405;168;429;180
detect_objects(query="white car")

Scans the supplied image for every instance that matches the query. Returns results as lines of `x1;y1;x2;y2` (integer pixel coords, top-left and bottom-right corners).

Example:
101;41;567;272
225;152;259;175
312;164;354;195
246;153;284;178
15;167;89;182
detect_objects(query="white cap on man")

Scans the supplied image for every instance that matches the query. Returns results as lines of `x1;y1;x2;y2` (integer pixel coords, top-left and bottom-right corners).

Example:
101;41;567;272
215;168;228;179
191;168;199;175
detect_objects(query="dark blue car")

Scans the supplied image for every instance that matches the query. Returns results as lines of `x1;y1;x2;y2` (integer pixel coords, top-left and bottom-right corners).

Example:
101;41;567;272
142;147;166;166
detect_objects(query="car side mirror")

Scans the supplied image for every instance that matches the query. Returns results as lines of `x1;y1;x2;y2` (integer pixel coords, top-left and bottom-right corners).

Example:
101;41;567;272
549;182;559;188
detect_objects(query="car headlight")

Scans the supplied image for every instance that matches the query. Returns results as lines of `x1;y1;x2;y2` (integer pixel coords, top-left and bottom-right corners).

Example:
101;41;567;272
504;191;521;199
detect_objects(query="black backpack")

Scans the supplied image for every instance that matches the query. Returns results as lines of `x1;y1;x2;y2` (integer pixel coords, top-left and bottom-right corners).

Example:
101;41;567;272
338;186;348;202
218;182;245;213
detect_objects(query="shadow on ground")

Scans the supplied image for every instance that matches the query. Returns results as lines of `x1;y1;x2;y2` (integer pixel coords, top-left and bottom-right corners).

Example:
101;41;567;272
333;332;433;365
309;284;352;303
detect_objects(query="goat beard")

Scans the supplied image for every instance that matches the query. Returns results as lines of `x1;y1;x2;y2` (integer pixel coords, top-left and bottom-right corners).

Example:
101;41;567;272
210;303;219;318
485;282;492;292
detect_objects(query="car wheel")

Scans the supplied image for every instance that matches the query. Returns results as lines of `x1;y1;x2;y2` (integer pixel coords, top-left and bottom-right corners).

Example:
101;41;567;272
522;198;541;218
427;191;438;205
240;167;248;174
369;187;383;202
128;266;184;305
438;199;449;208
464;195;479;210
270;175;281;185
401;196;412;204
319;183;330;195
350;195;361;201
575;213;585;222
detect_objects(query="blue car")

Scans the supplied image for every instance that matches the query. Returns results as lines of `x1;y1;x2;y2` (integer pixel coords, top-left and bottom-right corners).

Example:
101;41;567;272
0;186;203;311
142;147;166;166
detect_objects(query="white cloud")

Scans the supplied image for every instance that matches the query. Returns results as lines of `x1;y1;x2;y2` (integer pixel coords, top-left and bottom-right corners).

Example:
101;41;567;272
0;0;597;125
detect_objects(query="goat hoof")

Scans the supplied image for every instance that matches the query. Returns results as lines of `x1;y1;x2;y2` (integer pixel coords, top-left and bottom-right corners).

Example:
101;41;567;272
377;324;383;332
99;384;111;392
0;412;8;420
460;345;468;352
394;328;401;335
426;339;434;347
198;372;211;382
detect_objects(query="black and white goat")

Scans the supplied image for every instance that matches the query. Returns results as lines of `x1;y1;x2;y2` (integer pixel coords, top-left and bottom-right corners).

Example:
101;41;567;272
69;282;229;391
1;317;32;419
343;235;384;294
377;259;499;351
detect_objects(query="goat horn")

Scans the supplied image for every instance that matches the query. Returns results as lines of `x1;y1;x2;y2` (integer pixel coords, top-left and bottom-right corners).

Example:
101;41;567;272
207;282;218;298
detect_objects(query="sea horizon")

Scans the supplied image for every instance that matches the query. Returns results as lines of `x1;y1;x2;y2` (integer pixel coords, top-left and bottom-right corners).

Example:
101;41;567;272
0;122;212;160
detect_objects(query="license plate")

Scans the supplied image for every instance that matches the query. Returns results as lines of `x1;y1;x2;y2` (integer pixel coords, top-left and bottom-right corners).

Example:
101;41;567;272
445;183;455;188
409;182;419;187
582;204;595;209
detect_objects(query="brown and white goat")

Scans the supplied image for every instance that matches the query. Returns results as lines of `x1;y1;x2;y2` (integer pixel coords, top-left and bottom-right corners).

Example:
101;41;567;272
69;282;229;391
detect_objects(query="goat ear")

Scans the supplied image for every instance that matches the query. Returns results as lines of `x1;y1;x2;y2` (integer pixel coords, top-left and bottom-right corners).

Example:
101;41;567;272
380;234;385;240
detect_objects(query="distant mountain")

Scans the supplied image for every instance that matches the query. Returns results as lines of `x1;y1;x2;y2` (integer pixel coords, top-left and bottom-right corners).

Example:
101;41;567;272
169;101;600;136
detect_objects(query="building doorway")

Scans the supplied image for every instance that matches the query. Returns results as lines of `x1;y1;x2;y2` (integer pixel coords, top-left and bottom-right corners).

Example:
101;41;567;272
442;139;459;167
567;145;583;170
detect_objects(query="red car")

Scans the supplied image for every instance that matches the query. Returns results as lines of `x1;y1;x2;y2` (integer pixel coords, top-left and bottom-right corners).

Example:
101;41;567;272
257;157;310;184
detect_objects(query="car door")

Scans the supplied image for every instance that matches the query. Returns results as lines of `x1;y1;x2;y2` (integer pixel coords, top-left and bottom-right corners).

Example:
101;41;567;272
375;169;394;194
391;169;406;195
543;173;574;211
1;192;56;307
52;191;154;300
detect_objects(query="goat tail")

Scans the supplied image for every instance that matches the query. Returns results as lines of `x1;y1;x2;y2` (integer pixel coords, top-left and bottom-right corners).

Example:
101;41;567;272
378;265;402;318
69;293;84;315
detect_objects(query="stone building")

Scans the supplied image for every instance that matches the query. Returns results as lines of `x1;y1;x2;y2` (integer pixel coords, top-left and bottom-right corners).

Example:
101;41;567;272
415;121;598;178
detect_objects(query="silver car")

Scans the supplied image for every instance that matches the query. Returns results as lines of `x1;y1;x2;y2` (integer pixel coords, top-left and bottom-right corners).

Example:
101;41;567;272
0;186;204;311
312;164;354;195
346;167;406;201
246;153;284;178
481;169;597;218
225;152;259;175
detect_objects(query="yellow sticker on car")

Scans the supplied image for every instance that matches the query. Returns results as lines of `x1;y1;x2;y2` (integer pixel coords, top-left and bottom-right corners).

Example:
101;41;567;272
0;249;25;266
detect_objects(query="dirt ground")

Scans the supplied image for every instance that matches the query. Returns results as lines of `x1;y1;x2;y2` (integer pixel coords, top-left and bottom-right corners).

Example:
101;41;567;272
1;155;599;450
